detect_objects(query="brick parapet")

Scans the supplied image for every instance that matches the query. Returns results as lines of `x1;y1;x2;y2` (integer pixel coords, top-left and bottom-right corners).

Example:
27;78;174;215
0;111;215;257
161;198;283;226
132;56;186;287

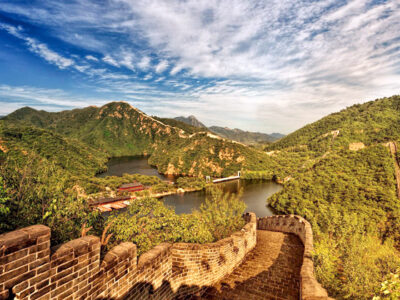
257;214;333;300
0;212;257;299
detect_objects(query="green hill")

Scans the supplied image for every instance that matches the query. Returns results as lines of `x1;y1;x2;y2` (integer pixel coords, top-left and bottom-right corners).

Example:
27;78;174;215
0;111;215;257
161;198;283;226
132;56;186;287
5;102;183;157
152;116;206;134
4;102;275;177
209;126;281;145
0;122;108;176
268;95;400;152
264;95;400;299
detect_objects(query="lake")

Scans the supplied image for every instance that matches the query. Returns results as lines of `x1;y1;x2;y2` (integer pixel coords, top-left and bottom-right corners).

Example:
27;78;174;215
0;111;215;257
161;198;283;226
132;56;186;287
163;179;282;216
98;156;282;217
97;156;177;182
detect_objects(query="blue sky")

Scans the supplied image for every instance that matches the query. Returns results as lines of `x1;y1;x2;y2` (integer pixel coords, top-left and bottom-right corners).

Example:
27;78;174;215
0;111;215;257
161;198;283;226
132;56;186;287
0;0;399;133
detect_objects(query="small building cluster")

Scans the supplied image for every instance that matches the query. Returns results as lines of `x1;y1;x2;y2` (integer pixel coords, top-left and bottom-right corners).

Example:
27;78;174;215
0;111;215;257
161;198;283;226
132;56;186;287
117;182;144;193
91;181;145;212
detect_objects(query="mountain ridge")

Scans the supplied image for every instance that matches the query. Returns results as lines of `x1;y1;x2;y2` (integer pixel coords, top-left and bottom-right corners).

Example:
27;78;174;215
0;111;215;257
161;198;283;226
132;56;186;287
3;101;275;177
174;115;206;128
172;115;284;145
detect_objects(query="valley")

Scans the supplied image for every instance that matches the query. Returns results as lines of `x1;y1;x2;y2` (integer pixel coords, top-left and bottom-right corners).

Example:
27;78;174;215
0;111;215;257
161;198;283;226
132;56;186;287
1;95;400;299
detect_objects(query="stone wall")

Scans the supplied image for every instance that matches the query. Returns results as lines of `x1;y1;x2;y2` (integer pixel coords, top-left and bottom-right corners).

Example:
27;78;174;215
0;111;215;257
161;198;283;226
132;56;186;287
257;214;332;300
0;213;256;300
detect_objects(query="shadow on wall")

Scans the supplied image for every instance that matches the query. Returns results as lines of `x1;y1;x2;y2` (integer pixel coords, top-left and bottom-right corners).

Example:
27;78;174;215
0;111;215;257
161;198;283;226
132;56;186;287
106;233;303;299
0;214;257;300
0;214;332;300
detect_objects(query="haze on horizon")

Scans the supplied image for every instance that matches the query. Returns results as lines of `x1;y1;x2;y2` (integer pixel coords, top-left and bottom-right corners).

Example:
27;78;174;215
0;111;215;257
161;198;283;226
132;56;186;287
0;0;399;134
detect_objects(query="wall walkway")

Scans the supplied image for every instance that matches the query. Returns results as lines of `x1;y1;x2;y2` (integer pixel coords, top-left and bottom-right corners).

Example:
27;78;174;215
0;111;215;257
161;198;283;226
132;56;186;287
0;213;331;299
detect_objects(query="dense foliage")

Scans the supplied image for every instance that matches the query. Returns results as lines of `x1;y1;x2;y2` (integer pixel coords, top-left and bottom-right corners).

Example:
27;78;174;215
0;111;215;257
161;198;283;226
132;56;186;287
5;102;278;178
2;96;400;299
107;187;246;255
268;95;400;153
267;95;400;299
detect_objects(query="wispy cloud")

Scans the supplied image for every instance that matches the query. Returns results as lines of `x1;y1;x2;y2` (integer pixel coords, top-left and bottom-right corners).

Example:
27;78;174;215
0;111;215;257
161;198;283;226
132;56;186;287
155;60;169;73
0;0;399;133
102;55;119;67
85;55;98;62
0;23;75;69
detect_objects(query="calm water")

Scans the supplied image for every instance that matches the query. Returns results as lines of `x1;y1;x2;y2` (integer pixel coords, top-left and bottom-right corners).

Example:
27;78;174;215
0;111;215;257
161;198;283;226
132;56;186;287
97;156;177;182
99;156;282;217
163;179;282;216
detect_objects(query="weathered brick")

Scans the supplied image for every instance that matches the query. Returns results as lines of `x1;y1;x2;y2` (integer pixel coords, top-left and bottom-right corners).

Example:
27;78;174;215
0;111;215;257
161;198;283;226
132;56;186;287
0;248;28;265
4;253;33;272
0;264;28;286
0;290;8;300
21;225;50;241
29;269;50;286
12;280;28;294
30;285;51;300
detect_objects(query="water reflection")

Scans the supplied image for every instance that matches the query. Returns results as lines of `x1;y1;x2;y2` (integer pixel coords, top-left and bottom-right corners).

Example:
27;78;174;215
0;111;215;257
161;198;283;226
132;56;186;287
98;156;282;217
97;156;177;182
163;179;282;217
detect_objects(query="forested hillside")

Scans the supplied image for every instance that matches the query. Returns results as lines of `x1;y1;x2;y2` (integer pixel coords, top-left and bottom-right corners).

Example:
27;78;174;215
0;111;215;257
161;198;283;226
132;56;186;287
266;95;400;299
5;102;271;177
269;96;400;152
152;116;206;134
209;126;280;144
0;122;109;243
3;96;400;299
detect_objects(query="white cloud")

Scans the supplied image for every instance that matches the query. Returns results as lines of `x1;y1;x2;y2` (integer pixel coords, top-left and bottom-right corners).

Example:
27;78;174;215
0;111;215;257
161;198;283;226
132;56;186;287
0;84;100;109
25;37;74;69
85;55;98;61
155;60;168;73
143;74;152;80
138;56;151;70
1;1;400;132
102;55;119;67
0;23;74;69
170;64;183;76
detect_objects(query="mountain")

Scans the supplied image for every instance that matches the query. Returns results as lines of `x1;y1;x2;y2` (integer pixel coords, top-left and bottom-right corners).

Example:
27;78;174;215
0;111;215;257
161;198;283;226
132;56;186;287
269;132;285;140
268;95;400;153
152;116;206;134
173;115;284;145
208;126;282;144
174;115;206;128
0;122;108;176
4;102;183;157
3;102;275;177
262;95;400;299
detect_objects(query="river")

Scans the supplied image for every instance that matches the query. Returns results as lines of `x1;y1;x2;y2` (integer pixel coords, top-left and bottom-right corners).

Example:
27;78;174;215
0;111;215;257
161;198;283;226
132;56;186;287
99;156;282;217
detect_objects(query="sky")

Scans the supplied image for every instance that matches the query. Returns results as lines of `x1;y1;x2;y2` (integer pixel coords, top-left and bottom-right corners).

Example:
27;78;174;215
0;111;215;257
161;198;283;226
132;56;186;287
0;0;399;134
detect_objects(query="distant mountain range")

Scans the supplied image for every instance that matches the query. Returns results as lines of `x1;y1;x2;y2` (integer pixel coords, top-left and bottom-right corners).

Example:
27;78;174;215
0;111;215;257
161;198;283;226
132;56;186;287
173;115;284;145
174;115;206;128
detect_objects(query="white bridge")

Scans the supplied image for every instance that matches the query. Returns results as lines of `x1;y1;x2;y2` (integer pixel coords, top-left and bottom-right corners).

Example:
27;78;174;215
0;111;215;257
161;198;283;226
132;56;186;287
207;171;241;183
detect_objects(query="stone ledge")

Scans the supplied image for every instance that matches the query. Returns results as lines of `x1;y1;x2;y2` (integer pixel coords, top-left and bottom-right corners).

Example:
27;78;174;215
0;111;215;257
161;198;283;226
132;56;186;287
137;243;172;269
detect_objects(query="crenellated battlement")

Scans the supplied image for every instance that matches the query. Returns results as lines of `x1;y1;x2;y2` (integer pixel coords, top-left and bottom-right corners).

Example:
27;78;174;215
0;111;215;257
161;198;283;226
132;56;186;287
0;213;256;299
0;213;331;299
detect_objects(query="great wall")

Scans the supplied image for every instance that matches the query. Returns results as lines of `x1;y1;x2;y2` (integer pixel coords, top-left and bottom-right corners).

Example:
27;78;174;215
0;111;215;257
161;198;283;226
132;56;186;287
0;213;331;300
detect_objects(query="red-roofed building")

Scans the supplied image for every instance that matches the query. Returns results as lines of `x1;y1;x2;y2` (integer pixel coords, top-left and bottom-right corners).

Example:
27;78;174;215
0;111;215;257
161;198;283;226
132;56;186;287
117;182;144;193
